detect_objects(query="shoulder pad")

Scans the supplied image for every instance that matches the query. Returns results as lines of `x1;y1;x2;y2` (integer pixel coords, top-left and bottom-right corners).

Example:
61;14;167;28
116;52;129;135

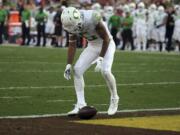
92;11;102;25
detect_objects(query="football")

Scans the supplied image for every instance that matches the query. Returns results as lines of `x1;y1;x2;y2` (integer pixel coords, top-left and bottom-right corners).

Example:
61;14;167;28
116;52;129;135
78;106;97;120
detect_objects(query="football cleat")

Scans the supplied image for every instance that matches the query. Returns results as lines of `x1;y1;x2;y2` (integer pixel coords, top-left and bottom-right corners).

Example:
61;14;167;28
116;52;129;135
108;97;119;115
67;103;86;116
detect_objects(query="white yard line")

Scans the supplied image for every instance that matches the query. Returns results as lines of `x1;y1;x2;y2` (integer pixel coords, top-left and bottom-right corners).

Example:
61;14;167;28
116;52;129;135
0;61;64;65
0;61;179;66
0;81;180;90
0;107;180;119
0;69;179;73
46;99;74;103
0;96;30;99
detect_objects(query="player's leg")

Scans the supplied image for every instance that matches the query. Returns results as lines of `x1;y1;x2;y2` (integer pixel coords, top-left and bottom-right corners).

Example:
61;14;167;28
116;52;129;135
36;24;41;46
155;29;160;51
151;28;157;51
142;29;147;51
45;23;51;46
101;39;119;115
68;46;99;115
136;26;141;51
129;29;135;50
42;24;46;47
159;27;166;51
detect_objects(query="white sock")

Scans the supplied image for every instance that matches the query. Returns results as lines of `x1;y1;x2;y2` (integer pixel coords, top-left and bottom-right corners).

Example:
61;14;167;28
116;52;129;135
47;39;51;46
74;76;86;106
175;46;179;52
162;43;166;51
143;43;146;51
101;71;119;99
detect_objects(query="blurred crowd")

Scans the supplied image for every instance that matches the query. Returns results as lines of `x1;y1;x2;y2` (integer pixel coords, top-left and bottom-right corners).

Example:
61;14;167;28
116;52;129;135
0;0;180;52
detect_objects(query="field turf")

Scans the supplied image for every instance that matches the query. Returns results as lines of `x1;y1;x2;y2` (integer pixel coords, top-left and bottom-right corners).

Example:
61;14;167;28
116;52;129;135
0;45;180;117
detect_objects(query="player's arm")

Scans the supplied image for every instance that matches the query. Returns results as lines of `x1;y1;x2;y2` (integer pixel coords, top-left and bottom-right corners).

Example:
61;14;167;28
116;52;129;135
95;21;110;57
64;33;77;80
157;15;168;28
67;33;77;64
162;15;168;26
94;21;110;72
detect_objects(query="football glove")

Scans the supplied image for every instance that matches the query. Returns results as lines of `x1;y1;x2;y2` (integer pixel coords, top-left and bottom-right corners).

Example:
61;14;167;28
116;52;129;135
94;57;103;72
64;64;72;80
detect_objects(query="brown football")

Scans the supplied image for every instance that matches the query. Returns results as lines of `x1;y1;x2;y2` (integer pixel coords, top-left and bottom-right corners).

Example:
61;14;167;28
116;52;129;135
78;106;97;119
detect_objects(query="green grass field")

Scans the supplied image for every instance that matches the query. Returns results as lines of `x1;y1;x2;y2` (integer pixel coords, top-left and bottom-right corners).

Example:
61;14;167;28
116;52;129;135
0;46;180;117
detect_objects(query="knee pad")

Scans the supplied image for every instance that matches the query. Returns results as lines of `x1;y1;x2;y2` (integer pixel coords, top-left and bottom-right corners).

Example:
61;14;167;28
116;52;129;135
101;70;111;78
74;66;83;78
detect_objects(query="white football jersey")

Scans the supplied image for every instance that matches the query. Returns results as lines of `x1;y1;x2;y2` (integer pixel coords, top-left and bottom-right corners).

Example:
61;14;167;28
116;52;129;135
74;10;112;43
47;11;56;23
173;13;180;41
154;12;167;26
135;9;147;20
147;10;157;26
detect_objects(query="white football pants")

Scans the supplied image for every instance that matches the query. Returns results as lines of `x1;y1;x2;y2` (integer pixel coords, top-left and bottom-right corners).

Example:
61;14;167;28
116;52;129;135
155;27;166;51
136;23;147;51
73;39;118;106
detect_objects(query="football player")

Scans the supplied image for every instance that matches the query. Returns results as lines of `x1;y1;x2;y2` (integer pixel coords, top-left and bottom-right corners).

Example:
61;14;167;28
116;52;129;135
91;3;102;12
103;5;114;24
129;2;136;17
134;2;148;51
147;4;157;51
154;6;167;51
173;5;180;52
45;7;56;46
61;7;119;116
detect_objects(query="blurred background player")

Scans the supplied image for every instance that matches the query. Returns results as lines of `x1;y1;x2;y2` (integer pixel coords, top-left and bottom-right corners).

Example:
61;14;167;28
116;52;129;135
154;6;168;52
53;6;64;47
134;2;148;51
91;3;102;13
35;6;47;47
173;5;180;52
45;6;56;46
128;2;137;47
165;6;175;52
21;4;31;46
129;2;136;16
121;5;134;50
108;7;121;46
61;7;119;116
103;5;114;24
147;4;157;51
0;4;7;45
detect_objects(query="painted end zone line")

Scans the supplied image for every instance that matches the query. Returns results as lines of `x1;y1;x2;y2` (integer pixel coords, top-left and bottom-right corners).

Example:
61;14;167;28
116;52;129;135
0;107;180;119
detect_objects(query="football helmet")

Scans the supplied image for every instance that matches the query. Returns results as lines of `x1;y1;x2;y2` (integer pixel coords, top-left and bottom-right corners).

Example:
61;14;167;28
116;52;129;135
104;6;114;14
129;3;136;9
138;2;145;11
149;4;157;11
61;7;83;33
158;6;165;14
123;4;130;13
91;3;101;11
